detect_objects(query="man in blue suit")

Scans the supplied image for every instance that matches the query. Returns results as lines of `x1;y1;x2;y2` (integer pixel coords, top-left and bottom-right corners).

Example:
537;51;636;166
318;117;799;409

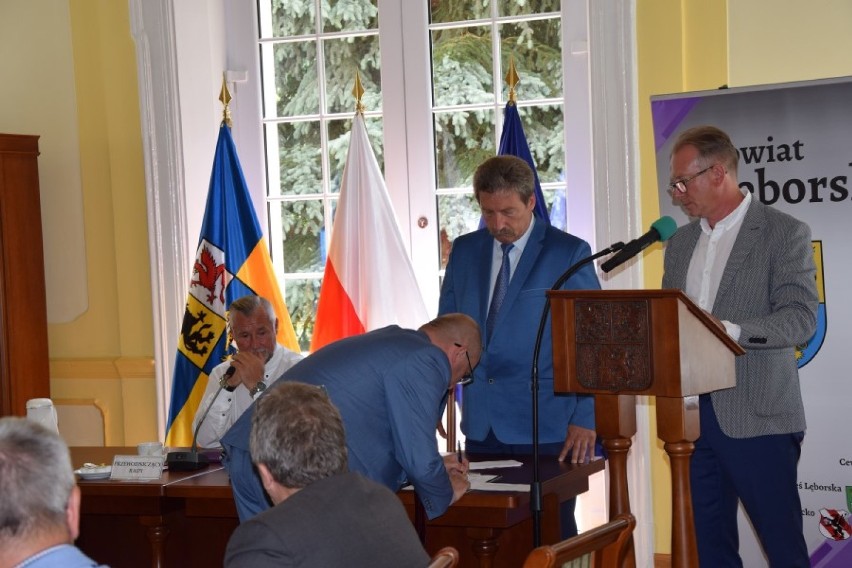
438;155;601;537
663;125;817;567
221;313;479;522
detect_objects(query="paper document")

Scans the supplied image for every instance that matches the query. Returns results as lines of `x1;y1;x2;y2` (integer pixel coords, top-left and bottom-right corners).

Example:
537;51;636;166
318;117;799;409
468;460;523;470
468;472;528;492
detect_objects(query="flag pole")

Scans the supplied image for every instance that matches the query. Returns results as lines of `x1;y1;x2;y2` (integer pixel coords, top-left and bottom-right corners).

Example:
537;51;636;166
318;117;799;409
506;55;519;105
511;55;545;547
353;69;365;115
219;74;232;127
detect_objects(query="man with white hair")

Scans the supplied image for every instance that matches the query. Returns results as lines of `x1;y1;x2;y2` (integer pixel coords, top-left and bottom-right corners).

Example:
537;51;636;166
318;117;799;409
0;417;106;567
193;295;303;448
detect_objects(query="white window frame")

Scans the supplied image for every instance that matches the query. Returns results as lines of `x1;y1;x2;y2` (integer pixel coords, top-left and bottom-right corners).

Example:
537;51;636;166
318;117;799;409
131;1;650;563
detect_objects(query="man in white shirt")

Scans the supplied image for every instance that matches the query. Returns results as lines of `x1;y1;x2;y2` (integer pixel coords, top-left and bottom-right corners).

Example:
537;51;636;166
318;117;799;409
193;295;302;448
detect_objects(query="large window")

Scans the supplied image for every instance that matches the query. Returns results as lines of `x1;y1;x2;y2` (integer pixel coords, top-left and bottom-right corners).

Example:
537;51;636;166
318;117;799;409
258;0;384;350
429;1;571;268
255;0;586;350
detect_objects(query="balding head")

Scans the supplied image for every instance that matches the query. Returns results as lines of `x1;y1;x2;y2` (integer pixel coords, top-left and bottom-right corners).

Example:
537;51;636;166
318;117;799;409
420;314;482;387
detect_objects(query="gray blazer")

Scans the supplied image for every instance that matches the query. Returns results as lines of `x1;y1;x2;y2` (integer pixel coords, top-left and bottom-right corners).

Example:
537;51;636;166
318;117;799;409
224;471;430;567
662;199;818;438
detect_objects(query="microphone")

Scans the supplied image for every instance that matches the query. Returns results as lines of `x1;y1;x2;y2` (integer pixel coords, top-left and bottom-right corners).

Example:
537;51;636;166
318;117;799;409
224;365;236;378
165;380;225;472
600;216;678;273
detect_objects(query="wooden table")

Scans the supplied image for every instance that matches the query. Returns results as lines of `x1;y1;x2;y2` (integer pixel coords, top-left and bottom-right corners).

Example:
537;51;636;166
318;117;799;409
398;455;605;568
72;448;603;568
72;447;237;568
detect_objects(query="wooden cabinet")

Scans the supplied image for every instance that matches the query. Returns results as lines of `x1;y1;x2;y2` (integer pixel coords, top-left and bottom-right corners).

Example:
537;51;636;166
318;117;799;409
0;134;50;416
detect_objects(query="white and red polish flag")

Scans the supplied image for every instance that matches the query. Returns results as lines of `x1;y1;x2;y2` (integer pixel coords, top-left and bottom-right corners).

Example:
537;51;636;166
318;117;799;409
310;112;428;351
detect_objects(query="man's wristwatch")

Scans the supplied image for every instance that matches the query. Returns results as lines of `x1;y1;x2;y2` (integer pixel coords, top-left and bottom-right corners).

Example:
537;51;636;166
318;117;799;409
249;381;267;397
219;375;237;392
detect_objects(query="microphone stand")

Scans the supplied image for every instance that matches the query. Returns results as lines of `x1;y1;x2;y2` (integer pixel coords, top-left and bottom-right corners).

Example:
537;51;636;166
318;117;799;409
165;382;225;471
529;241;624;546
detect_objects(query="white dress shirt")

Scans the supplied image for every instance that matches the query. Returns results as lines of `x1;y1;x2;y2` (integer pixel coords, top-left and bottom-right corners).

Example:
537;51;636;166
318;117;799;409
684;191;752;341
193;344;303;448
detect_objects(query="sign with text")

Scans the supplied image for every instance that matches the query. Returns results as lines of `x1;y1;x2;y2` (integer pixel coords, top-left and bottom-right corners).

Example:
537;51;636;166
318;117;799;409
110;455;165;480
652;76;852;567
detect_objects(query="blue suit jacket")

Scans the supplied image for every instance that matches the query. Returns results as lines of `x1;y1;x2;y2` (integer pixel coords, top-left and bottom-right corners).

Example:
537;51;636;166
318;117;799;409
439;218;601;444
221;326;454;521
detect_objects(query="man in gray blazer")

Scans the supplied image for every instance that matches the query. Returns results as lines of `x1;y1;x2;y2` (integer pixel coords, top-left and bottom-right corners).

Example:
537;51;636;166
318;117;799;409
224;382;430;567
662;125;818;567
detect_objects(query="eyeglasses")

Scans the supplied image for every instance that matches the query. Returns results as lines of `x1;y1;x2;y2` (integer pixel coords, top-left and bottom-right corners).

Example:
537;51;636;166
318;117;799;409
454;343;475;386
668;165;714;195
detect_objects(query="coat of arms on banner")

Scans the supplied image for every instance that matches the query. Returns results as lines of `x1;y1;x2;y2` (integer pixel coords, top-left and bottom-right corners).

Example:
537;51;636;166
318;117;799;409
818;508;852;541
796;241;825;367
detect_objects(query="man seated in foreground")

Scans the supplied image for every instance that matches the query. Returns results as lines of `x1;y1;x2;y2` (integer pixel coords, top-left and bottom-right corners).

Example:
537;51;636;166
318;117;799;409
224;382;430;567
0;417;107;568
222;313;479;521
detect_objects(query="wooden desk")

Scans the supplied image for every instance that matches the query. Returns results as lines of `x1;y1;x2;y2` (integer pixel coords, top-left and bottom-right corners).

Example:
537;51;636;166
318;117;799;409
72;448;602;568
71;447;236;568
398;455;605;568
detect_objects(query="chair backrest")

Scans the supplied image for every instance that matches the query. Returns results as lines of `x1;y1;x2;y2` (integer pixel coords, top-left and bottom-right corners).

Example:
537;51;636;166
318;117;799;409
427;546;460;568
522;513;635;568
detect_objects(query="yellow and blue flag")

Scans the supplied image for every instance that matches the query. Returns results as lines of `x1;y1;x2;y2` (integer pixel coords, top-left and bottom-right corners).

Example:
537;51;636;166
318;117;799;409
165;123;299;446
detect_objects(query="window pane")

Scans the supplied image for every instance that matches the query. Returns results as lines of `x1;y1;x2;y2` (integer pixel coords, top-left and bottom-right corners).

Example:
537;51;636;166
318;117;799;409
516;104;564;183
430;0;491;23
324;35;382;114
437;193;480;269
327;116;385;193
274;199;326;273
434;108;496;189
541;186;565;228
267;121;322;197
269;0;315;37
431;25;494;108
323;0;378;32
499;19;562;100
497;0;561;17
284;278;320;352
266;41;319;117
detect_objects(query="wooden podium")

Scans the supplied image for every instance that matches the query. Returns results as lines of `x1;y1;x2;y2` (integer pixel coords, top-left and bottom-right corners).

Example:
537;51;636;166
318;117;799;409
548;289;744;567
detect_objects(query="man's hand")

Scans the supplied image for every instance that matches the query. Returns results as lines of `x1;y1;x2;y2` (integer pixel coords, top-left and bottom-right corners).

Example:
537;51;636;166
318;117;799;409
558;425;596;463
228;351;267;391
448;469;470;504
443;452;468;476
443;454;470;504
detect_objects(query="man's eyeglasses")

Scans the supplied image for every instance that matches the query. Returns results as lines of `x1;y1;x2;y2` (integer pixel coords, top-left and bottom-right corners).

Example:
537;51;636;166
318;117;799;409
454;343;475;386
668;165;714;195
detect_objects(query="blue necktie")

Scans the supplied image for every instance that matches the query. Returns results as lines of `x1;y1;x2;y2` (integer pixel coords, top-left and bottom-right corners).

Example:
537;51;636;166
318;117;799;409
486;243;513;338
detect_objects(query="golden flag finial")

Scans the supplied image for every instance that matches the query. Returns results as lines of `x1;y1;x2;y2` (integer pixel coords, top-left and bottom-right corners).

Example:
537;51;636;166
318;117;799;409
505;56;520;105
219;74;233;127
353;70;365;114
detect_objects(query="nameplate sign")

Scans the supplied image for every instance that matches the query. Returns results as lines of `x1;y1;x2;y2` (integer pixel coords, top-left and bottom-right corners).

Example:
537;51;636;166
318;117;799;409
110;455;165;480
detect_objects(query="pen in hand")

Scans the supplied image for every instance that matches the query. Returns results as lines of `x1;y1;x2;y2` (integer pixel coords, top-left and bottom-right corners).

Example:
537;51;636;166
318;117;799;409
457;441;463;464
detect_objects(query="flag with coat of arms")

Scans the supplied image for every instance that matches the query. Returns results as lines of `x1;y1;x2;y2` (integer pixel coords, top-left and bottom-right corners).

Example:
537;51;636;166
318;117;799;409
165;122;299;447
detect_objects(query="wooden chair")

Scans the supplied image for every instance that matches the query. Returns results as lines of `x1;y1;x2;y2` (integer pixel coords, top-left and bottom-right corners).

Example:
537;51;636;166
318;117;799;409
427;546;460;568
522;513;635;568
